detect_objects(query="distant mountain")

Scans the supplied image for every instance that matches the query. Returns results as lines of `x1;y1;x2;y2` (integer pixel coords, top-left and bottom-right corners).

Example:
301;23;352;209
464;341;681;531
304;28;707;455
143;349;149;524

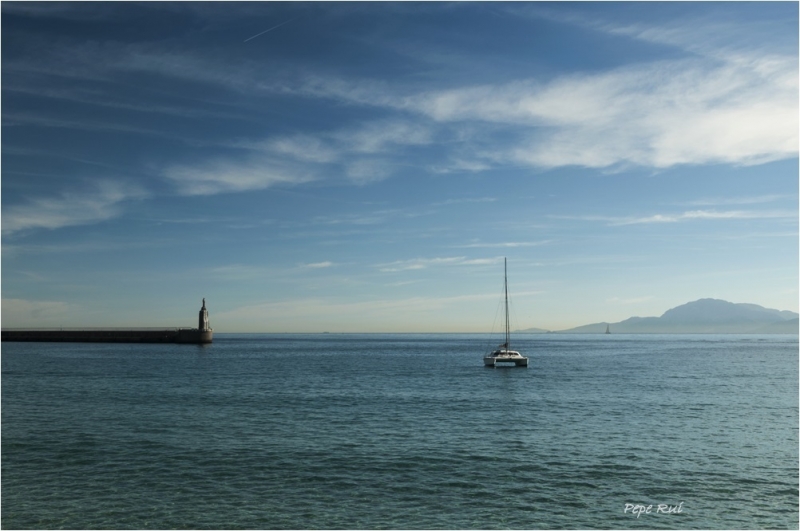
515;327;550;334
557;299;799;334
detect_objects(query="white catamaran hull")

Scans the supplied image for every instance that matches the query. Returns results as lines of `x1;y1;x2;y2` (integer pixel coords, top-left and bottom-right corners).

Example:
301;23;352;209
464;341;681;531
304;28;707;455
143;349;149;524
484;349;528;367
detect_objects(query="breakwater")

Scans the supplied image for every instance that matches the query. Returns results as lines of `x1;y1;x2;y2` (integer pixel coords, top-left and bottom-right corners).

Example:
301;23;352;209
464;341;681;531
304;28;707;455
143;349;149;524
2;299;213;344
1;328;212;344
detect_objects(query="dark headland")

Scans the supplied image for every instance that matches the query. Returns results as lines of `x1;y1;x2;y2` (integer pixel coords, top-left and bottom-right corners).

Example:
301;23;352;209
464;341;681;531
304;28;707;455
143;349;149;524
517;298;799;334
1;299;213;344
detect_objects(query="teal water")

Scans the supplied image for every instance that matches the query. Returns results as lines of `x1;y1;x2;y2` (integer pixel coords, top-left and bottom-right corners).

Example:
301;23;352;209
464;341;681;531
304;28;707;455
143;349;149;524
2;334;797;529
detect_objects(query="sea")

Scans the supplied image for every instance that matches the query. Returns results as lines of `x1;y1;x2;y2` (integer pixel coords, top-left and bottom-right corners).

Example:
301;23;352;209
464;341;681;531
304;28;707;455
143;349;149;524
2;334;797;530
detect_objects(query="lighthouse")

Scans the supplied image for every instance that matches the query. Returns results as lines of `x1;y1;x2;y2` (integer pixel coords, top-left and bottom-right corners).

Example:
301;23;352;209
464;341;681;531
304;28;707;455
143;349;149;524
199;298;210;331
177;299;213;343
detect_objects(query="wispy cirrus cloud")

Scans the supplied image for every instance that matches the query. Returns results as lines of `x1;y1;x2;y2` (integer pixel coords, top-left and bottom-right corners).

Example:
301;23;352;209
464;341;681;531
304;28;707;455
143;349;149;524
257;120;434;184
592;13;796;59
278;16;797;173
272;53;796;174
344;159;393;185
2;111;189;140
457;241;551;249
405;55;797;169
13;9;794;186
249;135;340;164
553;209;797;226
2;84;253;123
303;261;334;269
164;156;315;196
377;256;501;272
429;158;493;174
680;194;793;207
1;181;147;235
613;209;797;226
430;197;497;206
227;119;436;187
5;4;795;208
333;120;433;154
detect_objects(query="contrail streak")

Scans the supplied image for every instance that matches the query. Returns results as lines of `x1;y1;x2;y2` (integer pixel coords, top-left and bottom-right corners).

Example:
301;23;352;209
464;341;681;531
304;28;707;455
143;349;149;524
243;19;294;43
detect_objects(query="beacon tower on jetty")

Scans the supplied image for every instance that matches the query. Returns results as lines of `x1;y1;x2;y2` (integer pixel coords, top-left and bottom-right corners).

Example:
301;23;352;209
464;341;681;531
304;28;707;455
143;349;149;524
176;298;213;343
2;299;213;344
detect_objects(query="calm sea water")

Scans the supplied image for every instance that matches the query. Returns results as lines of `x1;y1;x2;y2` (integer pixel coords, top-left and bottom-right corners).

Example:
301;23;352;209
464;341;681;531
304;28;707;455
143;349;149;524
2;334;797;529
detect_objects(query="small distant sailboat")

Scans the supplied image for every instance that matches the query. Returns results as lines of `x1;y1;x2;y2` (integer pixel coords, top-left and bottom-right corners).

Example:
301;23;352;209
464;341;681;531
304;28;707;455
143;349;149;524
484;258;528;368
605;324;610;334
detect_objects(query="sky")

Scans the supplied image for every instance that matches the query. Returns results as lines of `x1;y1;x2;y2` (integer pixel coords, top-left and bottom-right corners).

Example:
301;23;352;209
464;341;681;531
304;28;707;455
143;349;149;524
2;2;798;333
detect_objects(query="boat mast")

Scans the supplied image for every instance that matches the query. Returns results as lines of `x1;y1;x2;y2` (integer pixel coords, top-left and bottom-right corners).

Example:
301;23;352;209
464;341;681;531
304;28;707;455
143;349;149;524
504;257;510;349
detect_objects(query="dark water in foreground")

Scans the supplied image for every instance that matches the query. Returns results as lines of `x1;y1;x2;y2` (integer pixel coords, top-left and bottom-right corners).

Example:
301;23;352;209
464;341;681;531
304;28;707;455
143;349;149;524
2;334;797;529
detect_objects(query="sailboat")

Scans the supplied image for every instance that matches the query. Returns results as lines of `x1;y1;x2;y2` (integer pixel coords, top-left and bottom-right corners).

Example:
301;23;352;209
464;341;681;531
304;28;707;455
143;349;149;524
484;258;529;367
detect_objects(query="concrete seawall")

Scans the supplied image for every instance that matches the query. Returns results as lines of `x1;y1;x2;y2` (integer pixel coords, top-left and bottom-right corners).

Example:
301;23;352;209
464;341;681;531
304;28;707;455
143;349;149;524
2;328;213;344
3;299;213;344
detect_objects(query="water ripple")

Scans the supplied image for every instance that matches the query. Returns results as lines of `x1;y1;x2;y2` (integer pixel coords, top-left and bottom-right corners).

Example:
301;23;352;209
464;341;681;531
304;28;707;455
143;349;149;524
3;334;797;529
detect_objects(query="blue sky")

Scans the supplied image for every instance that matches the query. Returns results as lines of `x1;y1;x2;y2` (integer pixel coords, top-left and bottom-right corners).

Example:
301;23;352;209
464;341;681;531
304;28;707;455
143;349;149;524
2;2;797;332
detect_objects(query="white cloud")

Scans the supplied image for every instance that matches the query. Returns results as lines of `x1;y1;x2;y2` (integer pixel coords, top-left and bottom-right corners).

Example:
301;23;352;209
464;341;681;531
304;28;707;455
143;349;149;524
415;56;797;169
164;157;315;195
345;159;392;185
1;181;146;235
26;8;797;174
458;241;551;248
614;209;795;226
12;7;794;201
334;120;433;154
378;256;464;272
596;17;794;60
460;258;503;265
292;75;398;109
291;37;797;173
377;256;502;272
210;119;435;190
431;197;497;206
681;194;791;207
256;135;340;163
303;261;334;269
430;158;492;174
47;12;795;183
551;208;797;226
